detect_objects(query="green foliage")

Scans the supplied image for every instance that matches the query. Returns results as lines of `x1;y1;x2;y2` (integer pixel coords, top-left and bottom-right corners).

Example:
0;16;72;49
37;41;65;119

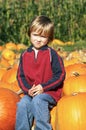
53;40;86;52
0;0;86;46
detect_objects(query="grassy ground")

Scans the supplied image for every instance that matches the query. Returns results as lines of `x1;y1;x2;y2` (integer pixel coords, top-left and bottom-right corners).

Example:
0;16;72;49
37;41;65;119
49;40;86;52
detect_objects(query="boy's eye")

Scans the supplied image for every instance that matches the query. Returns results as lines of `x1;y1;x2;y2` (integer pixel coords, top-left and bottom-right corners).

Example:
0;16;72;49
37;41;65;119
32;33;48;39
41;35;48;38
41;36;45;38
33;33;38;36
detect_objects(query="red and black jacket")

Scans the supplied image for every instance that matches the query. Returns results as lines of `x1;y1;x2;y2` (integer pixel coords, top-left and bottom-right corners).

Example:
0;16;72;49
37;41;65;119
17;45;66;102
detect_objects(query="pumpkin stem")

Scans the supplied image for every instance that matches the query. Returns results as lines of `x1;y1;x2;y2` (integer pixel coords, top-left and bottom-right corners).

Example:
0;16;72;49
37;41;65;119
72;92;78;96
72;72;80;77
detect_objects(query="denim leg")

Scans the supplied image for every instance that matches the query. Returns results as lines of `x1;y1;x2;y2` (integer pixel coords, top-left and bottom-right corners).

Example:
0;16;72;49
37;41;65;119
31;94;56;130
15;95;34;130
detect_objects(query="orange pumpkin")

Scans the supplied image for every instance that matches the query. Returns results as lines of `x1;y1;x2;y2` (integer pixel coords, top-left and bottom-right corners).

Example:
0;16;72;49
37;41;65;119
0;81;12;89
56;92;86;130
0;80;21;94
1;49;16;61
62;74;86;96
65;63;86;79
0;68;7;80
16;43;27;51
11;81;24;98
63;58;79;67
0;57;10;68
50;39;65;45
50;105;57;130
0;88;20;130
1;67;17;83
5;42;17;50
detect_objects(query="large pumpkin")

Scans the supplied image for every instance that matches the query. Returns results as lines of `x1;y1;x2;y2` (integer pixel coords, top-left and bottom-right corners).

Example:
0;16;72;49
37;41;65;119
62;74;86;96
56;92;86;130
50;105;57;130
0;88;20;130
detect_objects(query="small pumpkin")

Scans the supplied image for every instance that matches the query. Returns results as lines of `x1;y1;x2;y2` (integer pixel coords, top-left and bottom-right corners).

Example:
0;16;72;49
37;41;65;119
16;43;27;51
51;39;65;45
56;92;86;130
5;42;17;50
1;67;17;83
1;49;16;61
0;88;20;130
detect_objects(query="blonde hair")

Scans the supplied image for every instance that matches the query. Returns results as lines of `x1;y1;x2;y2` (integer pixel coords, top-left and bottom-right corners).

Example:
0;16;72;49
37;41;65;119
28;15;54;42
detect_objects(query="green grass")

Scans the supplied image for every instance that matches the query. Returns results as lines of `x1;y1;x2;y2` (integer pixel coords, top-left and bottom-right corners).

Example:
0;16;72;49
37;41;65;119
49;40;86;52
63;40;86;52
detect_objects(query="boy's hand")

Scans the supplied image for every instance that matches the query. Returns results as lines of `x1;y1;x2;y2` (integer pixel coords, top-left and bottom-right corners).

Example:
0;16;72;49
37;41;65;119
32;84;44;96
28;84;43;97
28;84;35;97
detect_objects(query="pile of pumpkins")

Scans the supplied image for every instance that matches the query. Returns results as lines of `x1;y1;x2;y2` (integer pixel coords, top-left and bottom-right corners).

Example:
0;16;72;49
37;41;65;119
0;41;86;130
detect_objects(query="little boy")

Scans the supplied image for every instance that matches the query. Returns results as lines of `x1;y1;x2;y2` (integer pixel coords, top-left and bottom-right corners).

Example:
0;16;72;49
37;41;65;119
15;15;65;130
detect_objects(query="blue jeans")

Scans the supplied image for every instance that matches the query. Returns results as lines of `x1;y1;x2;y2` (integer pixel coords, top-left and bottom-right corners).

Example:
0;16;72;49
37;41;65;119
15;93;56;130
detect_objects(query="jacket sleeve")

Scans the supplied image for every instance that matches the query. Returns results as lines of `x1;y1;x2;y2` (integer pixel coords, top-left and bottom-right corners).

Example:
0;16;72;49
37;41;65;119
17;53;31;94
41;48;66;92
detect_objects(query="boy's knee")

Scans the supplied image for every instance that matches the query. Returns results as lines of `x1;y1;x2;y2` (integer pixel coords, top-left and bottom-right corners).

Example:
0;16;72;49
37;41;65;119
17;96;30;108
32;95;42;106
17;100;27;109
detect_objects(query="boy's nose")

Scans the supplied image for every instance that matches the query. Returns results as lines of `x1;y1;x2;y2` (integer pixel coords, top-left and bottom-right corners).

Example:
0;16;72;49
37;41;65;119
37;36;41;41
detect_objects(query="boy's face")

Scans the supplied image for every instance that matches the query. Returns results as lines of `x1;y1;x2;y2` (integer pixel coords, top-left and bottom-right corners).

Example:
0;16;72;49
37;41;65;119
30;31;49;49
